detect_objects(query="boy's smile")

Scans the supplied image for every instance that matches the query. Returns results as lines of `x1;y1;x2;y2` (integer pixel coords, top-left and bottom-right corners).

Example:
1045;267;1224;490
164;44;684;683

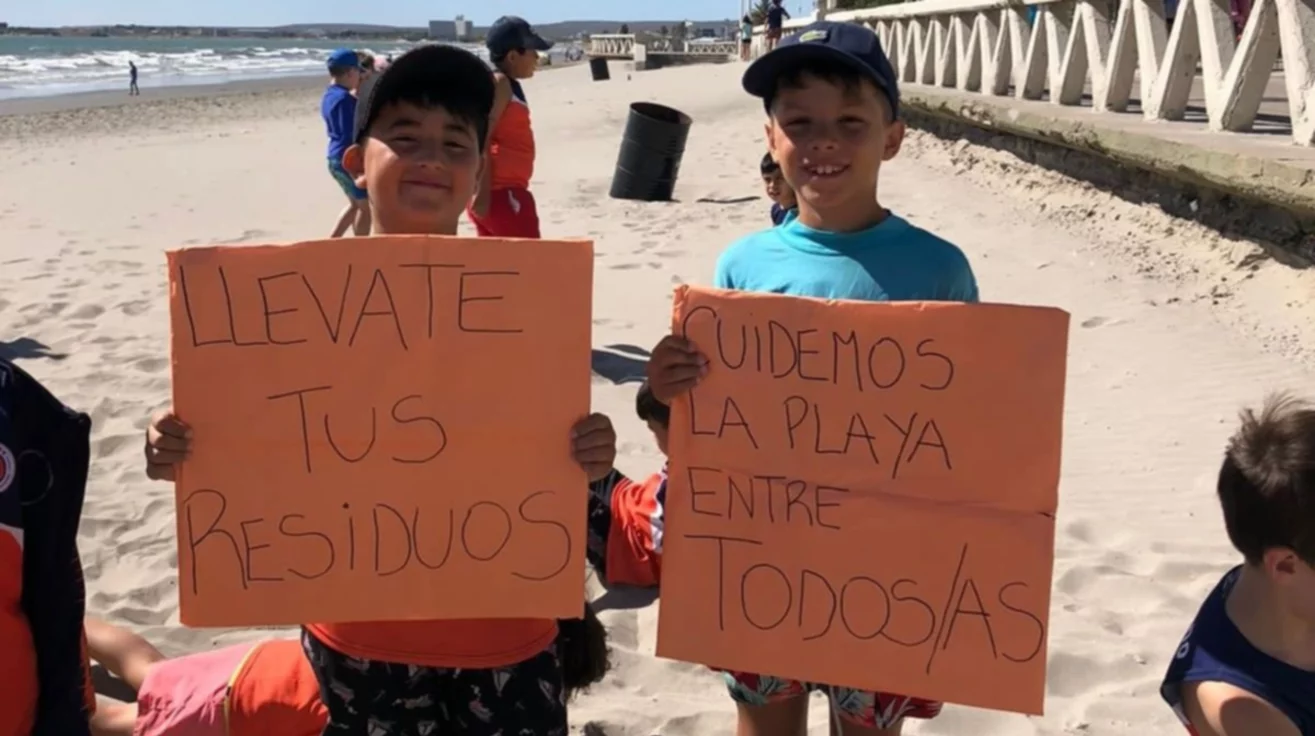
346;101;483;235
766;72;904;230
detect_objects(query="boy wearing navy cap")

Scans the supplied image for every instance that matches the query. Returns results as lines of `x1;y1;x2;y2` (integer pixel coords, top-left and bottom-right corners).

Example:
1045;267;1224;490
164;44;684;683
322;48;370;238
147;43;619;734
470;15;553;238
643;20;978;735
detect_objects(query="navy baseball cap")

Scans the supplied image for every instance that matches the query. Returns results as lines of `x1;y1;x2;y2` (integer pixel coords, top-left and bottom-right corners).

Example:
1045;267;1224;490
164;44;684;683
326;48;361;70
353;45;495;143
742;21;900;119
486;16;553;57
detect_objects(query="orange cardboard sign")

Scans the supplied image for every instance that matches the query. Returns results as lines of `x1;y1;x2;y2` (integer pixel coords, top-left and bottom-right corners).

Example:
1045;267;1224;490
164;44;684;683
167;236;593;627
656;286;1068;715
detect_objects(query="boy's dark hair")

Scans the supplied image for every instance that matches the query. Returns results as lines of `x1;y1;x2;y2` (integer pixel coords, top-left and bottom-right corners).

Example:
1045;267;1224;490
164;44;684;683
557;601;610;700
1217;393;1315;565
762;57;893;122
328;64;354;78
353;45;494;151
761;152;780;175
636;380;670;427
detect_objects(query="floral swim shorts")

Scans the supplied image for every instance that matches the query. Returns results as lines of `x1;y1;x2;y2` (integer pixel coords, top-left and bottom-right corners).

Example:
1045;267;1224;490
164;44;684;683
723;671;943;729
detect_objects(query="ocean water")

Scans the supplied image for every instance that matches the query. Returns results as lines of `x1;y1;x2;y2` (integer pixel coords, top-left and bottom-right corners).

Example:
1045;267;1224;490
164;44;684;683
0;36;500;100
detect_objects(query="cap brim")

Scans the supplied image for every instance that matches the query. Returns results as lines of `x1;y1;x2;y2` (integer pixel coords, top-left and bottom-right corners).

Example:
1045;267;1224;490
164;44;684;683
528;32;553;51
742;42;887;99
354;45;495;142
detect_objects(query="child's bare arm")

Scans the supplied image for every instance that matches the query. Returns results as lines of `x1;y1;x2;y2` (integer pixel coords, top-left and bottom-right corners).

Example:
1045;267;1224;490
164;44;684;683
84;617;166;693
1181;681;1300;736
473;74;514;217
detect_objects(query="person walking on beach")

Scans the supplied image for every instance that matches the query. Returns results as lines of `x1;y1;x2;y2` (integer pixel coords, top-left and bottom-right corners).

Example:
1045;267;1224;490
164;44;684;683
469;15;553;239
765;0;790;52
128;62;139;96
321;48;369;238
740;15;754;61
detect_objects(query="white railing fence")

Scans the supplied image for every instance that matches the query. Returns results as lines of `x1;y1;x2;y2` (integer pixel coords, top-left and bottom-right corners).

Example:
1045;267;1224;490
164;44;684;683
587;34;741;58
753;0;1315;146
589;34;637;58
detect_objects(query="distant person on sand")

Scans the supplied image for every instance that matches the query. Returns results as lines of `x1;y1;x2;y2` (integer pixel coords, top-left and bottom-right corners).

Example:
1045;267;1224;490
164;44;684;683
128;61;139;96
741;15;754;60
765;0;790;51
470;15;553;239
760;152;796;225
321;48;370;238
144;45;615;735
587;380;669;589
644;20;977;736
1161;393;1315;736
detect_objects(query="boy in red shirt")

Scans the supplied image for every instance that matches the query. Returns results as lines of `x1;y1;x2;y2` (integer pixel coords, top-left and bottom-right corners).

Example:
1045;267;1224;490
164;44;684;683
144;45;617;734
469;16;552;238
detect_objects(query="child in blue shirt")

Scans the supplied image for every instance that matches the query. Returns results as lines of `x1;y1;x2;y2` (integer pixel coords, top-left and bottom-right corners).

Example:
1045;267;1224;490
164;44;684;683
321;48;370;238
645;20;977;736
1160;394;1315;736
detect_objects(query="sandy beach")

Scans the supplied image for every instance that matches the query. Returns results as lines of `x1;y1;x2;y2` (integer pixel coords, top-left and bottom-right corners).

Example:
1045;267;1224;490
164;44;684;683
3;58;1315;735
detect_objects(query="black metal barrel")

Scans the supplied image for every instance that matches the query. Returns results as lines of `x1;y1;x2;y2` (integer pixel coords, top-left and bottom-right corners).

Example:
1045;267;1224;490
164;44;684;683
608;102;692;202
589;56;610;81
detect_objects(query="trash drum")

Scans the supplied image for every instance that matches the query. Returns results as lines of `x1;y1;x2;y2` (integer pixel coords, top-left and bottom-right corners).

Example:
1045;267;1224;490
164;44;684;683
589;57;610;81
609;102;692;202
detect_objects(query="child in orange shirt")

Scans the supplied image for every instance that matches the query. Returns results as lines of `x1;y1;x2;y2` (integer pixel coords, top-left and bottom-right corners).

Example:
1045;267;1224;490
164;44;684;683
86;618;324;736
88;610;609;736
143;45;616;735
587;381;668;589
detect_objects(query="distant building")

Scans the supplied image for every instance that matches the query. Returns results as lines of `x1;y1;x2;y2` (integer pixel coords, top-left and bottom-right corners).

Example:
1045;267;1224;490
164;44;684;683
428;19;456;40
454;15;471;40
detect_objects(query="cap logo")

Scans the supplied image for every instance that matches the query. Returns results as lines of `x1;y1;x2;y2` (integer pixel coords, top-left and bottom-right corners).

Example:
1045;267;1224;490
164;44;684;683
799;29;829;43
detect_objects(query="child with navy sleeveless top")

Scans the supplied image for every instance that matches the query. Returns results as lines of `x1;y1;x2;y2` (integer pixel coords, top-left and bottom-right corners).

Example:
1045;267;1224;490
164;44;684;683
1161;393;1315;736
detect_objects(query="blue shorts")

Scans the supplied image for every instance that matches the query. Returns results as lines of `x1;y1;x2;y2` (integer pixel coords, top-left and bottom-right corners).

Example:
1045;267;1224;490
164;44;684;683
328;157;366;200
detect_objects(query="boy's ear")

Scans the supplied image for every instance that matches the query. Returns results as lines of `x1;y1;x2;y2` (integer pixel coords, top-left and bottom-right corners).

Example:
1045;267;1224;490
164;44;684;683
342;143;365;186
764;120;777;158
882;120;906;162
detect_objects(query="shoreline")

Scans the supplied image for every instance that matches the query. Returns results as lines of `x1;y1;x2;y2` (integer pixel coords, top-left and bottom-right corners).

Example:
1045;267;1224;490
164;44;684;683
0;73;326;118
0;59;589;119
0;60;587;142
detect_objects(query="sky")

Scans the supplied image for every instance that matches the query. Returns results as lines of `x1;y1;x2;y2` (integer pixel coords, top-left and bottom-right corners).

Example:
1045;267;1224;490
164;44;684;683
4;0;792;27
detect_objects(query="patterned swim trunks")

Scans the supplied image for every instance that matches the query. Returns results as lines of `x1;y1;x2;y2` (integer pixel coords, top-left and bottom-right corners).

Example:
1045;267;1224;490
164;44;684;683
723;671;943;729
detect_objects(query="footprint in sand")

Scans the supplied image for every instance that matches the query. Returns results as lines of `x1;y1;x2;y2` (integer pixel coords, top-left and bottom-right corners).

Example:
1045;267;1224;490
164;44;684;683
609;262;641;270
69;304;105;320
92;433;140;460
134;356;169;373
119;300;151;316
1081;316;1109;328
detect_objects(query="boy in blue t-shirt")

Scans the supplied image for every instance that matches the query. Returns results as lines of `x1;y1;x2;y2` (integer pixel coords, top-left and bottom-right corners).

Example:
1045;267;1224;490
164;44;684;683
321;48;370;238
645;20;976;736
1160;394;1315;736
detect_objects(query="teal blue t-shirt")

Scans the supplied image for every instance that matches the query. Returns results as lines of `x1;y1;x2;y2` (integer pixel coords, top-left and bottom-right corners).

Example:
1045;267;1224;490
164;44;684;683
714;213;978;302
